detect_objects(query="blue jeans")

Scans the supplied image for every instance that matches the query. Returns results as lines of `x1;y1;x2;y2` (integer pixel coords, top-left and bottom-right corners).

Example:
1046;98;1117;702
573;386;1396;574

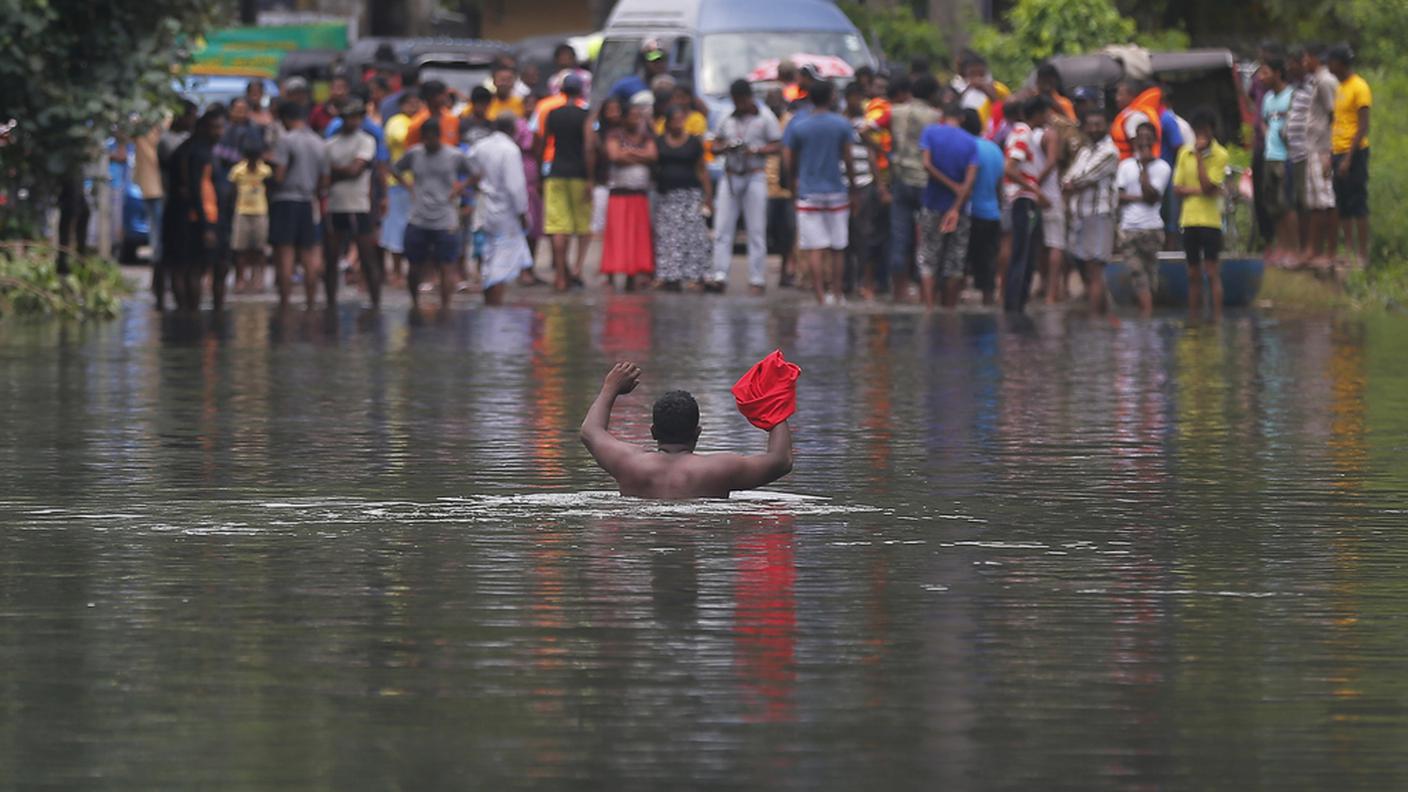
1003;198;1039;313
888;180;924;280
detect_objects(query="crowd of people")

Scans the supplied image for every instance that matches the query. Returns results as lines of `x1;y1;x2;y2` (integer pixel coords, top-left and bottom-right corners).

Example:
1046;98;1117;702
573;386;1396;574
127;37;1372;316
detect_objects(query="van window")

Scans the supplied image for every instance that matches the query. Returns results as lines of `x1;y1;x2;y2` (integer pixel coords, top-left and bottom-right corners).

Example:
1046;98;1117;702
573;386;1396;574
593;38;643;102
699;31;867;96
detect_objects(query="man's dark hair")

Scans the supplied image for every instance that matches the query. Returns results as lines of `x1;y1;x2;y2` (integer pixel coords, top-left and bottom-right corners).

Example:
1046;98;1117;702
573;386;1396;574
1023;94;1051;118
278;100;306;124
1265;57;1286;79
398;91;419;108
1037;63;1062;89
1135;121;1158;140
421;117;441;141
1327;44;1354;66
912;75;940;104
941;101;963;119
652;391;700;445
809;79;835;108
909;55;931;75
730;78;752;99
960;107;982;136
844;81;865;99
402;66;421;88
1191;107;1219;135
887;75;911;99
419;79;447;102
372;75;391;94
1002;98;1023;123
492;113;517;136
855;65;875;81
1120;78;1147;96
553;42;576;62
470;85;494;104
194;108;224;139
228;96;249;111
1077;105;1107;125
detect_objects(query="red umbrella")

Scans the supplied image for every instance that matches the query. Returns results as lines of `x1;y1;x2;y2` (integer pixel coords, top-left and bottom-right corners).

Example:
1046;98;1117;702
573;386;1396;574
746;54;855;83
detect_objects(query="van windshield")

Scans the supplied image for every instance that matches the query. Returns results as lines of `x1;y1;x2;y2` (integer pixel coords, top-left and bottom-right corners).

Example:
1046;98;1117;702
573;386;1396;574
593;38;644;102
700;31;868;96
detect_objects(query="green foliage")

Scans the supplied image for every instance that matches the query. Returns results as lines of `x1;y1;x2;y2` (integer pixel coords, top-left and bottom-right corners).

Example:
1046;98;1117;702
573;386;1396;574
0;244;131;319
1133;27;1191;53
966;0;1138;85
1359;68;1408;266
838;2;949;72
1007;0;1134;62
0;0;223;233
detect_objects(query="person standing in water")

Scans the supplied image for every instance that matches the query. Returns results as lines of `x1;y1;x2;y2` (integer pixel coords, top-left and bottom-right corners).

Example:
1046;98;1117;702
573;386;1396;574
581;363;794;499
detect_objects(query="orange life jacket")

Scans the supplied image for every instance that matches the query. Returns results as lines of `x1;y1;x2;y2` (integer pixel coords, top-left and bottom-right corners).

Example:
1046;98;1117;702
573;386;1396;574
1112;86;1163;160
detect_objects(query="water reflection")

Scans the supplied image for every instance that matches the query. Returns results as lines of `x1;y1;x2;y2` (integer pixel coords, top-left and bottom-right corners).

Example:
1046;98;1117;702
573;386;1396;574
3;300;1408;788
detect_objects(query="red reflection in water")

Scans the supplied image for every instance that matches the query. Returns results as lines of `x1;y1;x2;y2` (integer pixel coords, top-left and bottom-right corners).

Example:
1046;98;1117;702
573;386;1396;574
733;514;796;724
599;296;652;356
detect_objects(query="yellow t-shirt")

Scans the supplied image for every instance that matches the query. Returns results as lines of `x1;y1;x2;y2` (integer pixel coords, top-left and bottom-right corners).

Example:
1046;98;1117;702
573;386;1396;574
488;95;526;120
228;160;272;216
1174;142;1229;229
1332;73;1371;154
384;112;412;186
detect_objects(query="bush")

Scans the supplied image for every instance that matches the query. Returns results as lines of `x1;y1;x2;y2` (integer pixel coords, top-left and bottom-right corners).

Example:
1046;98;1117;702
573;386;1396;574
1361;68;1408;266
0;244;131;319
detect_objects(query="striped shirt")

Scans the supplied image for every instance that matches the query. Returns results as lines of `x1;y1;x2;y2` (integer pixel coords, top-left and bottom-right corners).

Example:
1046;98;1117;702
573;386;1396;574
1286;79;1313;163
1062;135;1119;218
1002;123;1041;202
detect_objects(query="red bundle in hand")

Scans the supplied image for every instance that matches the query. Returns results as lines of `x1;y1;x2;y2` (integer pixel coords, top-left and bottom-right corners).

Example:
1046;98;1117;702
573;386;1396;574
731;350;802;430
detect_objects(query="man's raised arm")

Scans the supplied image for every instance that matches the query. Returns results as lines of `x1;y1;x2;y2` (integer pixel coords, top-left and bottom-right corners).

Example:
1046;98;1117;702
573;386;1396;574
580;362;644;476
716;420;794;491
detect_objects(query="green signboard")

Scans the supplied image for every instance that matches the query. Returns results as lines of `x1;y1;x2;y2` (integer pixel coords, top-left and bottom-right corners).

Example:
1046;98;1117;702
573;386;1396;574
205;23;349;53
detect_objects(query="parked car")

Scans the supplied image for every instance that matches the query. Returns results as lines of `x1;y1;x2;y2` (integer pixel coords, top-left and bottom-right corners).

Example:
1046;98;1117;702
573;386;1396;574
341;37;512;101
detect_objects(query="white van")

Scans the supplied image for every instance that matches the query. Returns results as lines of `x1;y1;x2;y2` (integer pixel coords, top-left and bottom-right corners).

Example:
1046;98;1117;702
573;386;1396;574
593;0;876;122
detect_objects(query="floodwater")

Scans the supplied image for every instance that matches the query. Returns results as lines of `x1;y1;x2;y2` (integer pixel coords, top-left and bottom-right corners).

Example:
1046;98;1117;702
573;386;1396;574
3;295;1408;789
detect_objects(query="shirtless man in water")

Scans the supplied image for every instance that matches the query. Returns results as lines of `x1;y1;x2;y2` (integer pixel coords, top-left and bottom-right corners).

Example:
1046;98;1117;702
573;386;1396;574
580;362;794;499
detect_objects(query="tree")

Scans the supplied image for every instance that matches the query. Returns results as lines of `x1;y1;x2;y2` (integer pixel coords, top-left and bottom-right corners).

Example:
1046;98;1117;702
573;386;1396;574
0;0;223;239
968;0;1138;84
838;1;949;74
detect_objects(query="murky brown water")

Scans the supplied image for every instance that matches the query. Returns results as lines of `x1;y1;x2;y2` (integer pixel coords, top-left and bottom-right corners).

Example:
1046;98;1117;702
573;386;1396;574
3;296;1408;789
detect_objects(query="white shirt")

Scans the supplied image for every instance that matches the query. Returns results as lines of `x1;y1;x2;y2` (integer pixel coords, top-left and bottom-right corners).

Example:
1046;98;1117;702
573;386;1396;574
467;131;529;235
325;130;377;213
1116;157;1171;231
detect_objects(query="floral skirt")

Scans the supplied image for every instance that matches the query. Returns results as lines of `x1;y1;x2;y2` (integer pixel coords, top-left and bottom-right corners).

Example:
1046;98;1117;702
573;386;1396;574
653;188;711;283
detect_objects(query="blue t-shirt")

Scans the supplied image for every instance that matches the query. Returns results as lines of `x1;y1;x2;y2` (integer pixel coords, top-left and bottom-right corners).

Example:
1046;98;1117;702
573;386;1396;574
1159;108;1184;169
971;137;1004;221
1262;86;1294;162
783;111;855;196
917;123;978;212
325;116;390;163
609;75;648;104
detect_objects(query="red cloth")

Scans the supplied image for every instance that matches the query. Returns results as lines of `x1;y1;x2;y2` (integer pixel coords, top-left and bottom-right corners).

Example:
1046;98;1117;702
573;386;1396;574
732;350;801;430
600;193;654;275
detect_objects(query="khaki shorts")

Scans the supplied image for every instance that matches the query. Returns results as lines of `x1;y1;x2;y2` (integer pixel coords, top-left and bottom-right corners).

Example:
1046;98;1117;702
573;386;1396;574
230;213;268;252
1303;154;1335;210
543;178;592;235
1118;228;1163;296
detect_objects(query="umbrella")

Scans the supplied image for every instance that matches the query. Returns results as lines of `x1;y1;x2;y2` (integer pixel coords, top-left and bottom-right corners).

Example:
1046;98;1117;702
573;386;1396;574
746;54;854;83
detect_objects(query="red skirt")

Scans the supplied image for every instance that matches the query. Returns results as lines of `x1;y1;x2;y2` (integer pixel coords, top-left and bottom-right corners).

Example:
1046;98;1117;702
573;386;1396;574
600;192;654;275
